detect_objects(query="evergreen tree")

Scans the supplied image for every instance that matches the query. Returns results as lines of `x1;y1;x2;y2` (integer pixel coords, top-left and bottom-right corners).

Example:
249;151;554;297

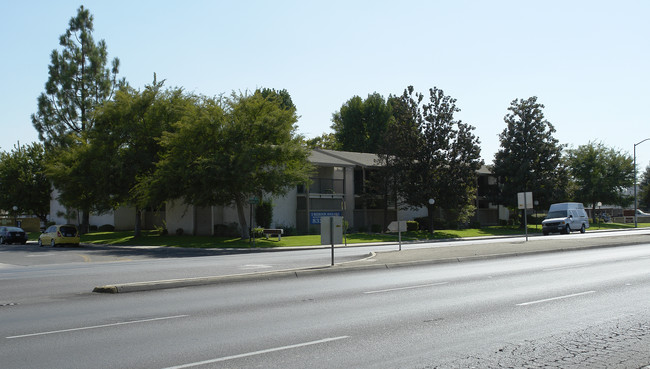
31;6;122;233
381;86;482;231
493;97;567;223
31;6;122;147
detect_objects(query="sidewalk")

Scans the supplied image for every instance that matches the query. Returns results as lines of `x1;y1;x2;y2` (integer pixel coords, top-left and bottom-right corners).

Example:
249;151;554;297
93;230;650;293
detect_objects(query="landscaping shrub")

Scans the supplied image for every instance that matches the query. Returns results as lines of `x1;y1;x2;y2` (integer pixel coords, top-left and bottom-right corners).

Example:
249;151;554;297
406;220;419;231
415;217;450;231
468;221;481;229
255;201;273;229
252;227;265;238
371;224;382;233
175;228;184;236
98;224;115;232
89;225;98;232
276;224;297;236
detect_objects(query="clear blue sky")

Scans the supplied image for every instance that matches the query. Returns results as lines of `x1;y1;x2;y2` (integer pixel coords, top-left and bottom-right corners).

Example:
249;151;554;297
2;0;649;172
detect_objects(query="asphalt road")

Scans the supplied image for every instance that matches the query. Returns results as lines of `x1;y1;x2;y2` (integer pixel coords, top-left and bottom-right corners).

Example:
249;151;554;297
1;240;648;368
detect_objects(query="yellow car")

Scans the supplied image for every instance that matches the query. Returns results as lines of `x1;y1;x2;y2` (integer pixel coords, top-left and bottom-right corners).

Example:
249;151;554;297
38;224;80;247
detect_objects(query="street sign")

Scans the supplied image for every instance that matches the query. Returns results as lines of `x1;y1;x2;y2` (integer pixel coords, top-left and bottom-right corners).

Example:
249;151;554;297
517;192;533;209
310;211;342;224
248;196;259;205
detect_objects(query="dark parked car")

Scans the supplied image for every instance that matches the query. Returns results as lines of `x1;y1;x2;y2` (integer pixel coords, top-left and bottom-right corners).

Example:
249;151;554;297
0;226;28;245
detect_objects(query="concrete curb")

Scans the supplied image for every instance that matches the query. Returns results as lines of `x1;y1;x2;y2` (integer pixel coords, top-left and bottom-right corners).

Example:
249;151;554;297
93;232;649;293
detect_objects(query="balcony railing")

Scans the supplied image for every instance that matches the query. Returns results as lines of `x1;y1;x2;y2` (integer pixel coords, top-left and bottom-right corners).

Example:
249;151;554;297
298;178;344;194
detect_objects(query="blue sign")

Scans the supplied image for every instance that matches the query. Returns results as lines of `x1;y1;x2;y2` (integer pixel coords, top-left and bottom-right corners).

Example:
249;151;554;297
310;211;342;224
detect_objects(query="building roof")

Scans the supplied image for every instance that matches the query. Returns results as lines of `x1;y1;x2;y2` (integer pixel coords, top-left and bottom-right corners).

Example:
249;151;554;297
310;149;495;176
310;149;383;167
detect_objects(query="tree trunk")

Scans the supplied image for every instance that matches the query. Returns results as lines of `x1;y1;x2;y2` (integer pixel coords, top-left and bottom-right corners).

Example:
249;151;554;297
134;207;142;238
81;208;90;234
235;198;249;239
428;204;435;233
591;204;597;224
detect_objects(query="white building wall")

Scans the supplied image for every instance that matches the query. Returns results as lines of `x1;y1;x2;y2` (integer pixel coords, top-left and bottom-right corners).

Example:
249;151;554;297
271;188;297;228
397;206;428;221
49;189;71;224
49;189;118;228
90;212;116;228
166;199;195;235
114;206;136;231
344;167;355;226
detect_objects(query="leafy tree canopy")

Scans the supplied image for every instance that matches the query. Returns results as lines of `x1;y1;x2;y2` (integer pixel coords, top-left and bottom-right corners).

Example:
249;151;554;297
0;143;51;222
493;97;567;210
88;77;197;236
32;6;123;233
331;92;392;153
639;164;650;211
145;89;312;238
565;141;634;217
380;86;483;230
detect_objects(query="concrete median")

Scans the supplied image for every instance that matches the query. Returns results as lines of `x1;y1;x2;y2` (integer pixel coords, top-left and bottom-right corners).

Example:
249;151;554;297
93;231;649;293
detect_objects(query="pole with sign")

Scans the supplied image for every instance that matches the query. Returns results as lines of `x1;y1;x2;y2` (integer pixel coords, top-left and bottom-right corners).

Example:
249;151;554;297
518;192;533;241
248;196;259;246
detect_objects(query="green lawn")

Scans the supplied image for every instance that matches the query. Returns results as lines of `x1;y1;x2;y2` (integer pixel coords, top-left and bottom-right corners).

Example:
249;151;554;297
78;222;650;249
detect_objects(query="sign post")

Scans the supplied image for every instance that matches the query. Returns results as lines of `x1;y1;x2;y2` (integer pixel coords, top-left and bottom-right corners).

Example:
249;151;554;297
518;192;533;241
248;196;259;246
320;216;343;265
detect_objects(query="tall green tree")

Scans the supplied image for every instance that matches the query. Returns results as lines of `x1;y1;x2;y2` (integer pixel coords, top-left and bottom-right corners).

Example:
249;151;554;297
639;164;650;211
380;86;482;231
90;78;196;236
0;143;51;222
305;133;337;149
31;6;122;232
565;141;634;220
145;90;312;239
31;5;121;146
493;97;567;222
331;93;392;153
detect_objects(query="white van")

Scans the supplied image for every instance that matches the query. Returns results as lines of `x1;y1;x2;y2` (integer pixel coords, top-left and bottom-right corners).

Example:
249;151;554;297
542;202;590;235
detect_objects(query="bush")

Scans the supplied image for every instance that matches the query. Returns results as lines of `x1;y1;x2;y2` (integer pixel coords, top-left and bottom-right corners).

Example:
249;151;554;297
98;224;115;232
406;221;419;231
371;224;382;233
89;225;98;232
252;227;265;238
468;221;481;229
276;224;297;236
175;228;184;236
255;201;273;229
415;217;451;231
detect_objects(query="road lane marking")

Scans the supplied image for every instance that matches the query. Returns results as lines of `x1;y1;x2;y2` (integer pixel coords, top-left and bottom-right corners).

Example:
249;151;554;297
364;282;449;294
77;254;92;262
517;291;596;306
543;263;592;271
241;264;273;270
6;315;189;339
161;336;349;369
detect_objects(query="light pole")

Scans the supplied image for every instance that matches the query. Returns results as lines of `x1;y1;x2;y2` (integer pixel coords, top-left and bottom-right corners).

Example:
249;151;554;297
634;138;650;228
428;198;435;233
